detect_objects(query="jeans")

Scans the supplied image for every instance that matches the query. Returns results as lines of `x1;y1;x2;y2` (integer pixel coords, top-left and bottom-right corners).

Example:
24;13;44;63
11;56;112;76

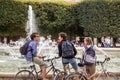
62;58;78;70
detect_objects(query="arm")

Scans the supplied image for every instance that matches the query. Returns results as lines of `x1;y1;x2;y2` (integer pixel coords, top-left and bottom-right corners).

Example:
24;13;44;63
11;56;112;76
94;45;109;58
58;43;62;57
71;43;77;56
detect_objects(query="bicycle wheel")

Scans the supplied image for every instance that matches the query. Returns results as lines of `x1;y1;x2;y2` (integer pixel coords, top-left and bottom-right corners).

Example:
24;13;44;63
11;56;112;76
66;73;87;80
54;71;67;80
14;70;36;80
96;72;117;80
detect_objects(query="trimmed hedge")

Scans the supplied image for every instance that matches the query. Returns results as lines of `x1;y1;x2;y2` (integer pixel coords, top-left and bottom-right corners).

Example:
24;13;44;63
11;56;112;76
0;0;27;37
0;0;120;39
72;0;120;37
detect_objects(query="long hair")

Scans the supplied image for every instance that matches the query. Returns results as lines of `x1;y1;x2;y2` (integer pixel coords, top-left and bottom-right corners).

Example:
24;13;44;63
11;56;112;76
84;37;93;45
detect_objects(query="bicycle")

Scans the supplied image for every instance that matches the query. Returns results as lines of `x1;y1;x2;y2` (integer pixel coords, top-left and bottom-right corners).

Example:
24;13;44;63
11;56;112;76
54;57;82;80
14;57;61;80
65;59;117;80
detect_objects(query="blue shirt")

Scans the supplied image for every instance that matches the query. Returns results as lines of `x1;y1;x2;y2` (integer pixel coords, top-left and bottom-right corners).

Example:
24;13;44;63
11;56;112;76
25;40;37;61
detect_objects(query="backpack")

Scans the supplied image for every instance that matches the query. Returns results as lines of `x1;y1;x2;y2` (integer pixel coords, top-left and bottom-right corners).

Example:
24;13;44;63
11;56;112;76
62;41;75;57
20;41;31;55
83;46;96;65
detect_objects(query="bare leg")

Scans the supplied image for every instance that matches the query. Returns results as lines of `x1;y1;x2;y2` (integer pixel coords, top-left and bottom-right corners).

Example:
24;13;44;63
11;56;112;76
75;69;79;73
74;69;79;80
41;67;46;80
40;66;46;80
63;66;67;72
91;77;95;80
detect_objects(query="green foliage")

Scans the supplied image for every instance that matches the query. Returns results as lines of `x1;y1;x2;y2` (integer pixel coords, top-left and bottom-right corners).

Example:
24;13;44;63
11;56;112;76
0;0;27;37
73;0;120;37
33;3;75;37
0;0;120;39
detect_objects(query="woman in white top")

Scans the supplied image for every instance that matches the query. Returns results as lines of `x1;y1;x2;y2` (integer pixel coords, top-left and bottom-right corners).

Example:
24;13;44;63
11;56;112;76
81;37;110;80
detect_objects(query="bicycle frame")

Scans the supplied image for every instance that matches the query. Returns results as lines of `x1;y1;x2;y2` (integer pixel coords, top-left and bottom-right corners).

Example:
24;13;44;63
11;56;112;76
45;60;60;76
28;57;60;79
84;60;108;80
88;67;106;80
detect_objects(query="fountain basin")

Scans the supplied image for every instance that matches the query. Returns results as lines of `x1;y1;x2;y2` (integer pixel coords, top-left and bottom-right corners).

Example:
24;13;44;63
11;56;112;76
0;72;120;80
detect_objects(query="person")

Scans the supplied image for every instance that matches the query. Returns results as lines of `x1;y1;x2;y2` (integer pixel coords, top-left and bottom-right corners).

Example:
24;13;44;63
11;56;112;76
9;39;14;46
104;36;111;48
57;32;79;73
25;32;47;80
81;37;110;80
101;36;105;47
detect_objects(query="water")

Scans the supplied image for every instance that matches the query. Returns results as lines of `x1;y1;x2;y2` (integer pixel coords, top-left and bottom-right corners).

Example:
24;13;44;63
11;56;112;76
0;47;119;73
26;5;38;40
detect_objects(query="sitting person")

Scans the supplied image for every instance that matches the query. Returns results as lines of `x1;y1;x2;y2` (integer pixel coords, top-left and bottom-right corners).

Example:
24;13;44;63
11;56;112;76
25;32;47;80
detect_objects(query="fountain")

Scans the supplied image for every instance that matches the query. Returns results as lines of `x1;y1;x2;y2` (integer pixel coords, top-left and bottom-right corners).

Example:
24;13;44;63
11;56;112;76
0;5;39;58
0;5;120;80
26;5;38;40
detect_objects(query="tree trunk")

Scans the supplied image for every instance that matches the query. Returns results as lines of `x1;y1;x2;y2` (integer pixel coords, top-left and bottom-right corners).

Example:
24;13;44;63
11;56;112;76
93;38;98;46
113;38;117;47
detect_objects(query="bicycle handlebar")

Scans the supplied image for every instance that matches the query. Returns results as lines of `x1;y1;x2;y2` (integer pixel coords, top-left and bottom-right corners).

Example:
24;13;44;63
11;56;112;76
96;58;110;65
43;57;60;62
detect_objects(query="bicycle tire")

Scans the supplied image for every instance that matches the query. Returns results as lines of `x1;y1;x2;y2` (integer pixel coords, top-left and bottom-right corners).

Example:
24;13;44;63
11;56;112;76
54;71;67;80
96;72;117;80
66;73;87;80
14;70;36;80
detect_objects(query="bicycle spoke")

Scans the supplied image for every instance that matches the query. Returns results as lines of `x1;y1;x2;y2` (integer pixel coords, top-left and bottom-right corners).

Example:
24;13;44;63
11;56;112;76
54;71;67;80
66;73;87;80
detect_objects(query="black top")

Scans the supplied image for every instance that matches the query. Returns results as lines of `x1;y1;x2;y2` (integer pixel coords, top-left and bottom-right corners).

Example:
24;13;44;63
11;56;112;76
58;40;77;59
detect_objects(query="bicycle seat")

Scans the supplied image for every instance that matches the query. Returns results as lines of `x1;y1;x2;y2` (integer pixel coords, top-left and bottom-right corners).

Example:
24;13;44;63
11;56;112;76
78;63;84;67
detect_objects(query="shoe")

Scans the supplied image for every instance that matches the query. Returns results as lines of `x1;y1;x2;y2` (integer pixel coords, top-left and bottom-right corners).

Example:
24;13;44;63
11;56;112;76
37;78;43;80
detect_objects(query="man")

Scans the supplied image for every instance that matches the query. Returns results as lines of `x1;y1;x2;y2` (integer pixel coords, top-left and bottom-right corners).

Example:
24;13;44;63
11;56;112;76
25;32;47;80
57;32;78;73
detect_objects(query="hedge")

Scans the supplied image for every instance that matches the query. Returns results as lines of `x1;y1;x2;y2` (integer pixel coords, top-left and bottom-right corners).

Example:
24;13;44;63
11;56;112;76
72;0;120;37
0;0;120;39
0;0;27;37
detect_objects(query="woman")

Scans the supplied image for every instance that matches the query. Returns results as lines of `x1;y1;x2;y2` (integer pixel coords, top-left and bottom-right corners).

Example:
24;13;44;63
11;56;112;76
81;37;110;80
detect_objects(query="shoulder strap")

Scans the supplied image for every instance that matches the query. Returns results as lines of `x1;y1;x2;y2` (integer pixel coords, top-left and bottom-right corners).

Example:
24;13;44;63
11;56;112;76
84;45;94;51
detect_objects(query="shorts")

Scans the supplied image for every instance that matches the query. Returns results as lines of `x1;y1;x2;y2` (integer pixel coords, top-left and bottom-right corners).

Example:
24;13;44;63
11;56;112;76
62;58;78;70
85;64;95;76
31;57;47;68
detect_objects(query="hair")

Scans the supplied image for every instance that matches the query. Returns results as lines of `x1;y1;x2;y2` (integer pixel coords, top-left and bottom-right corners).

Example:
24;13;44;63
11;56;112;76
84;37;93;45
58;32;67;41
30;32;39;40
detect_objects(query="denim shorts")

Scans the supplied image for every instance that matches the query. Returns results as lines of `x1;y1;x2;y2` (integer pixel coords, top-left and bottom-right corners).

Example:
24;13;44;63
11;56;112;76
62;58;78;70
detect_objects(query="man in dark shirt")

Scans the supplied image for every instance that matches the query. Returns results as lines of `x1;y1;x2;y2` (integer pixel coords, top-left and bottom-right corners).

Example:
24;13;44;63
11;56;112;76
57;32;78;73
